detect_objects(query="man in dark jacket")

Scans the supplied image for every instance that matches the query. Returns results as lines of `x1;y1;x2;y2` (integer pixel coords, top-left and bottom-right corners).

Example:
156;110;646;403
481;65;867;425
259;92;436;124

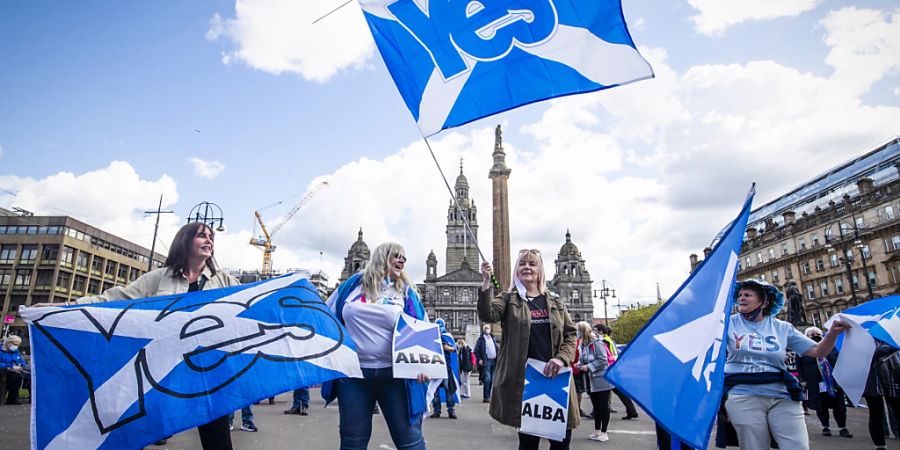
458;339;474;399
474;324;499;403
797;327;852;438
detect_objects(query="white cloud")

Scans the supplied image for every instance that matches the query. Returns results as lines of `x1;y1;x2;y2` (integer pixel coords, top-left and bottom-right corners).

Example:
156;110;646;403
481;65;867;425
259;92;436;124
821;7;900;97
207;0;375;82
188;157;225;179
687;0;823;35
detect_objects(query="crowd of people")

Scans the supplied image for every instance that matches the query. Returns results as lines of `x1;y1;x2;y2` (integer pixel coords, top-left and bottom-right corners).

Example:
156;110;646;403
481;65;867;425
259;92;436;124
5;221;900;450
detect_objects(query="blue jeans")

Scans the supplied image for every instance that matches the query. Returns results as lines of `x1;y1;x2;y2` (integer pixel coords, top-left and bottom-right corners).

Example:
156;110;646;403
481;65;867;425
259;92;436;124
293;387;310;409
431;379;455;414
228;406;254;425
336;367;426;450
483;359;496;400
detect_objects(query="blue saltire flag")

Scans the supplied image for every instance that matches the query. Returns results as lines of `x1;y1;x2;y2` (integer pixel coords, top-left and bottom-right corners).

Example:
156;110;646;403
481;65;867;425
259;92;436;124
358;0;654;136
19;273;361;450
836;295;900;348
605;187;755;450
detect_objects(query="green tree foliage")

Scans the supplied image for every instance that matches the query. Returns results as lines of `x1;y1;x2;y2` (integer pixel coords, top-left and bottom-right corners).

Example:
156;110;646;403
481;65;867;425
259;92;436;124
610;303;662;344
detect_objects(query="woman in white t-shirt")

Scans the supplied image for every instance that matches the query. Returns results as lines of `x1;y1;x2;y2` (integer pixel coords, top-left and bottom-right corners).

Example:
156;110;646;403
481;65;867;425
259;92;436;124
723;279;848;450
325;242;430;450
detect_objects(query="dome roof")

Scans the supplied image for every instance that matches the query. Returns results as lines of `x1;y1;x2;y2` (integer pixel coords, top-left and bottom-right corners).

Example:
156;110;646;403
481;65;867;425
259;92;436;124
558;229;582;257
427;249;437;261
350;228;369;254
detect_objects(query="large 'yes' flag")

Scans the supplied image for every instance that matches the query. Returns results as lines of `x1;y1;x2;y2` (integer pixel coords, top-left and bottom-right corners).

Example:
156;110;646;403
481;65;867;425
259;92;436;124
605;188;755;450
20;273;361;450
359;0;654;136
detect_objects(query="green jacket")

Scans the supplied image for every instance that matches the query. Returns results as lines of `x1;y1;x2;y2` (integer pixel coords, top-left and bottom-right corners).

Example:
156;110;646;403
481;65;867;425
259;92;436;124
478;287;580;430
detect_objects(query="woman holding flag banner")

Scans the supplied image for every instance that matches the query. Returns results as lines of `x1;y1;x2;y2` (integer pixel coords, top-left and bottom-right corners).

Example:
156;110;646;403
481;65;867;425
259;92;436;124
479;249;579;450
723;279;848;450
324;242;430;450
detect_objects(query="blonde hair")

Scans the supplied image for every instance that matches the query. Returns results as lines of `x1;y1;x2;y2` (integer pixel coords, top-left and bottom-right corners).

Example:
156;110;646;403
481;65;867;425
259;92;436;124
576;321;594;342
362;242;417;301
511;250;546;294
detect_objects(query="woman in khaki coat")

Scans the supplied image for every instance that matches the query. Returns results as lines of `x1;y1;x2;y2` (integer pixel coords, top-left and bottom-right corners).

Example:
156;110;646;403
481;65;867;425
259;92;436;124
478;249;580;450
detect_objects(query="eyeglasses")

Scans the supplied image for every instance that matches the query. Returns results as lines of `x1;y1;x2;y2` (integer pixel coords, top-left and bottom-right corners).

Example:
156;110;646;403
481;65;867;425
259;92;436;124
518;249;541;255
391;253;407;263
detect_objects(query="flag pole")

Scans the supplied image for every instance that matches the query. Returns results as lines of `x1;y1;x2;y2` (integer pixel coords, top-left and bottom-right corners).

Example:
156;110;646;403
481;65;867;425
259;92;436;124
423;136;501;291
311;0;353;24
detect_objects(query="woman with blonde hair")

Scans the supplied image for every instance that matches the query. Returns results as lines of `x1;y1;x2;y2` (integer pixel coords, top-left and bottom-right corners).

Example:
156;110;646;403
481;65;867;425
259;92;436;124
479;249;579;450
325;242;430;450
575;321;612;442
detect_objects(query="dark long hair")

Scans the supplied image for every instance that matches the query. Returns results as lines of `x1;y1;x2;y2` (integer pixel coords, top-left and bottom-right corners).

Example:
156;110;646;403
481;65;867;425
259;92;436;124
164;222;217;277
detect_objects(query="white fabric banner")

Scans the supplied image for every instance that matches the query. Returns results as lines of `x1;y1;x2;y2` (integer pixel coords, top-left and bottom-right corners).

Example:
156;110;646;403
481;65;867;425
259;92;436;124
827;313;876;406
519;358;570;441
392;313;447;380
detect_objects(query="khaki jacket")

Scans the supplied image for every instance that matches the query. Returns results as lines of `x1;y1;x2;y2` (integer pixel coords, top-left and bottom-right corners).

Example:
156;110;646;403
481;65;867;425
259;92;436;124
75;266;240;304
478;287;580;429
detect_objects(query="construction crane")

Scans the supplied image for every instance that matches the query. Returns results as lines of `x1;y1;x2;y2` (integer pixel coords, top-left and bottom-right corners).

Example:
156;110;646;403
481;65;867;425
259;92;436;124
250;181;329;277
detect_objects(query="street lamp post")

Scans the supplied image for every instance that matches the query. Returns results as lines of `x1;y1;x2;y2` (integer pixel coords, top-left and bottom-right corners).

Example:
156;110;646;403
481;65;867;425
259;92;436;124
825;221;872;304
186;201;227;232
593;280;616;325
844;194;875;300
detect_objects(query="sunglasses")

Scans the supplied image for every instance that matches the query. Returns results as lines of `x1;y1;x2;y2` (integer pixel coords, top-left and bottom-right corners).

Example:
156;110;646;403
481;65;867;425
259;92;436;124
518;249;541;255
391;253;407;263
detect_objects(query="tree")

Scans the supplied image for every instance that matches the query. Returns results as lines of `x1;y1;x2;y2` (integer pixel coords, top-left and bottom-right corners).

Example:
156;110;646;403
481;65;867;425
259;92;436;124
611;303;661;344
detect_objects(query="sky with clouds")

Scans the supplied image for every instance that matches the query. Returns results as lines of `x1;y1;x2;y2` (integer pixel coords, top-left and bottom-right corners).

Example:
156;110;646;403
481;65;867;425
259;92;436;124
1;0;898;318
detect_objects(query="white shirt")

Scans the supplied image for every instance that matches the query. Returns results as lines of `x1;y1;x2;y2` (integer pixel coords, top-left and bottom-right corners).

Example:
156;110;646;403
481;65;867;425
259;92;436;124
339;282;407;369
484;333;497;360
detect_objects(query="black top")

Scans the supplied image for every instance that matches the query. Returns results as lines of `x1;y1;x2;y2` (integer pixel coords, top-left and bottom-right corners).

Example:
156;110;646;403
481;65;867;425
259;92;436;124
525;294;552;362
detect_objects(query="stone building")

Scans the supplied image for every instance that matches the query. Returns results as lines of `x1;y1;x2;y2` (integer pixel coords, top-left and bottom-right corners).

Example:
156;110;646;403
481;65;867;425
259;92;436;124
548;230;594;323
339;228;370;284
690;137;900;326
420;163;484;338
0;212;165;345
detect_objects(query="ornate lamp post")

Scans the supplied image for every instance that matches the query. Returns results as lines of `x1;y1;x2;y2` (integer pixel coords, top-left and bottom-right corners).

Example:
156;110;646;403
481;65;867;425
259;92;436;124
186;201;227;232
593;280;616;325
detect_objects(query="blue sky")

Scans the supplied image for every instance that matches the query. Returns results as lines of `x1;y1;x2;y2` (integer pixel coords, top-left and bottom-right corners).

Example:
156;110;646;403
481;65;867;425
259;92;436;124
2;0;899;317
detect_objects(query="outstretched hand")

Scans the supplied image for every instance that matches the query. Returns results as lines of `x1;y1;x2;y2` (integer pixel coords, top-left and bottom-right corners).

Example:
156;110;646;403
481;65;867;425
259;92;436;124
828;320;850;334
480;261;493;289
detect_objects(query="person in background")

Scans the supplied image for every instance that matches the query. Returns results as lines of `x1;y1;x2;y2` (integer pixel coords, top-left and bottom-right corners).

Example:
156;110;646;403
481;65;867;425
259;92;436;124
576;321;612;443
430;318;458;419
797;326;851;438
572;324;591;419
479;249;579;450
324;242;429;450
228;405;257;432
284;387;310;415
863;341;900;450
0;335;28;405
595;324;639;420
457;339;474;399
474;324;499;403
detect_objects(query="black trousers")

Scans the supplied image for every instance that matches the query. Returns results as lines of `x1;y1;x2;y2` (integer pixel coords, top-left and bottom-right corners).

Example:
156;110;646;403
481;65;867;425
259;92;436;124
589;390;611;432
1;370;23;405
815;393;847;428
613;388;638;416
865;395;900;447
518;429;572;450
197;415;232;450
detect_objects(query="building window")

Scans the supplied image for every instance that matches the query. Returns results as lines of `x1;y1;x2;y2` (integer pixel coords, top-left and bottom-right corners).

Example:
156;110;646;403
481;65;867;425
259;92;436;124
862;245;871;259
572;289;580;304
41;244;59;261
868;270;877;289
835;278;844;295
820;281;829;297
19;244;38;263
57;271;70;288
92;256;104;273
76;252;89;270
768;248;775;259
785;266;793;279
781;243;789;256
61;246;75;266
760;273;766;281
799;238;807;251
802;261;811;275
856;217;865;229
14;269;32;288
0;245;18;264
812;234;820;247
756;252;763;263
105;260;116;276
117;265;128;279
886;205;895;220
830;254;839;268
806;283;816;300
745;257;751;268
816;259;824;271
88;279;100;294
0;269;11;287
130;267;140;282
73;275;87;293
845;249;854;262
851;273;860;291
770;270;778;282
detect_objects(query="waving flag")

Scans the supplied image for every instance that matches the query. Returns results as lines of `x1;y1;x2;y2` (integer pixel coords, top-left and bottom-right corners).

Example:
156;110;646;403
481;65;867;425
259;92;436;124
20;273;361;450
359;0;654;136
833;295;900;347
605;187;755;450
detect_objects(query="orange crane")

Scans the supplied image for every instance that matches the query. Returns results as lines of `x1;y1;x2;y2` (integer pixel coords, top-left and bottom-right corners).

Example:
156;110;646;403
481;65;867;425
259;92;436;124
250;181;329;276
